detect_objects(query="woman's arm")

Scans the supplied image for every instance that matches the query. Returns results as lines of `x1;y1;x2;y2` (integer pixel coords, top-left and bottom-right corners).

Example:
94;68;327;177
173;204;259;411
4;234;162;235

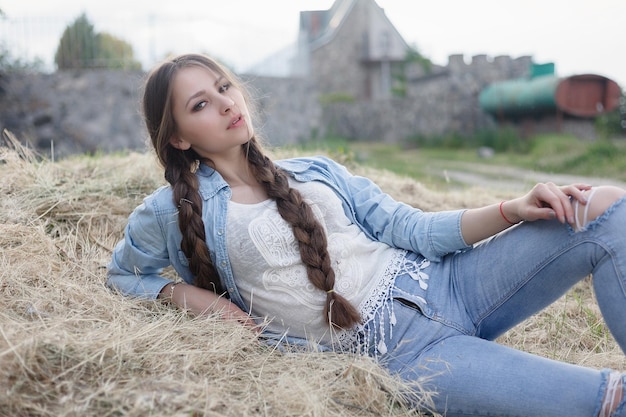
310;157;469;260
109;191;258;330
461;182;591;245
159;283;258;329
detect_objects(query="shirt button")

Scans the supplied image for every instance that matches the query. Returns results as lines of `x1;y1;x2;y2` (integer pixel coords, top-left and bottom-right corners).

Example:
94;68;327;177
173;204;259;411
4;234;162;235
217;229;224;235
221;261;227;267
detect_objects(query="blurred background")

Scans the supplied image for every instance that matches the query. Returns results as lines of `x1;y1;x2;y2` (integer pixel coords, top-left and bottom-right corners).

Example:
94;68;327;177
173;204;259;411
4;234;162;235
2;0;624;85
0;0;624;188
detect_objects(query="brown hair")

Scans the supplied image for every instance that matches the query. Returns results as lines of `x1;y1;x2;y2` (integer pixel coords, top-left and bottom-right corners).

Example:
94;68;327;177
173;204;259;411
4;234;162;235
142;53;360;329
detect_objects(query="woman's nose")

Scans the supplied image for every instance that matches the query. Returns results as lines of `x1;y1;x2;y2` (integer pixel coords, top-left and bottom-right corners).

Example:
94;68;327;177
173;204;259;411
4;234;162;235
220;96;235;114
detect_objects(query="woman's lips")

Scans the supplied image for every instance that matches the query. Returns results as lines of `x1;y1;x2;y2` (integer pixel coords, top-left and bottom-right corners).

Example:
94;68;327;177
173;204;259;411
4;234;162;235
228;115;244;129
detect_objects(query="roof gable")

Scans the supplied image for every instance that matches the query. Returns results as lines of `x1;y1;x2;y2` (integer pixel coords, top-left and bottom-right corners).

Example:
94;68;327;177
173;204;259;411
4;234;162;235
299;0;409;60
299;0;355;46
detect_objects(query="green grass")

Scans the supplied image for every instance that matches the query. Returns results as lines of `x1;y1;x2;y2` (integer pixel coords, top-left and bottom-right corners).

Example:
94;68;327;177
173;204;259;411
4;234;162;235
287;134;626;190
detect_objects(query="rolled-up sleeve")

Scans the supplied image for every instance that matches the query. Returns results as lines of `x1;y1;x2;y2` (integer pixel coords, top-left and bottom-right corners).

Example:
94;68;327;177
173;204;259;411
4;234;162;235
107;199;173;299
328;160;470;261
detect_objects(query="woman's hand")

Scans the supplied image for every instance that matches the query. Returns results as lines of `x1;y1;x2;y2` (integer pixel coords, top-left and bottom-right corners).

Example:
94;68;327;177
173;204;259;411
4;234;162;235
160;283;259;331
211;295;259;330
461;182;592;245
506;182;592;224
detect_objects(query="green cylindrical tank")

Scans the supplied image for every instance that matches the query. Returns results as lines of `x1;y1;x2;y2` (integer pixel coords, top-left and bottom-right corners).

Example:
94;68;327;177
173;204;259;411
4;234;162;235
479;75;561;116
479;73;622;118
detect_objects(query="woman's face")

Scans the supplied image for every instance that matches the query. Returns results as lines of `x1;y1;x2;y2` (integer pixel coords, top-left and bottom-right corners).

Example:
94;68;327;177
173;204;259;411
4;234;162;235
168;65;253;159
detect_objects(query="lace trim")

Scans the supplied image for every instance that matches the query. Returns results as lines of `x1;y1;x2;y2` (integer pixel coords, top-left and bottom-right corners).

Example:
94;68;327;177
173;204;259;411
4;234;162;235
333;250;431;358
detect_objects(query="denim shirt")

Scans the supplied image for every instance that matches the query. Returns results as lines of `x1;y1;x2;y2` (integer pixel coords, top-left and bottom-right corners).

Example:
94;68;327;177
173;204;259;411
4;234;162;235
107;156;469;312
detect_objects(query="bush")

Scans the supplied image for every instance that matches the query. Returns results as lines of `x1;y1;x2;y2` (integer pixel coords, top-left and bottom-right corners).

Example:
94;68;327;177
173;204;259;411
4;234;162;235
0;44;44;72
562;140;621;169
406;126;527;153
595;101;626;139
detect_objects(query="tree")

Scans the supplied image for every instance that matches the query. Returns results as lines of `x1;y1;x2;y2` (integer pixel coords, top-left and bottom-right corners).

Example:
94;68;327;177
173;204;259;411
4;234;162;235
96;33;141;70
55;13;98;69
0;8;44;72
54;13;141;70
0;46;45;72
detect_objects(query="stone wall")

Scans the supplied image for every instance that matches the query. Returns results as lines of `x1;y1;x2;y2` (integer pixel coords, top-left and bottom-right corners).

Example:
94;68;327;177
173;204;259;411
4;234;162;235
0;70;148;158
0;53;597;158
0;70;321;157
242;75;322;145
310;0;369;100
324;54;534;142
309;0;408;101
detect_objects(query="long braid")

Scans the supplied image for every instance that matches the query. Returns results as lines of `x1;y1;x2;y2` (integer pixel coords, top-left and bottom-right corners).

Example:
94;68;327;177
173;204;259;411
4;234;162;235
143;53;356;326
143;54;227;295
246;139;361;329
164;150;224;294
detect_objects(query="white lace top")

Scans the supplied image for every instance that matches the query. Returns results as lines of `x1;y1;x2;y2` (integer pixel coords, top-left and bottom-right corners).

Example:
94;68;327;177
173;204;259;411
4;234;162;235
226;180;406;350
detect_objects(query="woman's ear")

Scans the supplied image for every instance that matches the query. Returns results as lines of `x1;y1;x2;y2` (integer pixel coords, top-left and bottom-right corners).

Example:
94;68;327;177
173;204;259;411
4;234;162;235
169;134;191;151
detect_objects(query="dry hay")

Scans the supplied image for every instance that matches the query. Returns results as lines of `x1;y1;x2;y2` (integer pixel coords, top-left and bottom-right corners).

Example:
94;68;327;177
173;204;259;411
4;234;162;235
1;130;623;417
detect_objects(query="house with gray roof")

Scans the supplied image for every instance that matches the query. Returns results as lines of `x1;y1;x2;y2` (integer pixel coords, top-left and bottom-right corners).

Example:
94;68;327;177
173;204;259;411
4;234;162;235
250;0;412;100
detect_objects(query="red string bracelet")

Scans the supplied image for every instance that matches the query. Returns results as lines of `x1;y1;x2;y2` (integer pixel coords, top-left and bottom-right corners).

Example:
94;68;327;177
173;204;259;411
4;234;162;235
499;201;517;225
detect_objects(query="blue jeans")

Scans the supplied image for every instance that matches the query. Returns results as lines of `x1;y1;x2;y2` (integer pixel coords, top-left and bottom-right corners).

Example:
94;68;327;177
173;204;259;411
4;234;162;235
365;197;626;417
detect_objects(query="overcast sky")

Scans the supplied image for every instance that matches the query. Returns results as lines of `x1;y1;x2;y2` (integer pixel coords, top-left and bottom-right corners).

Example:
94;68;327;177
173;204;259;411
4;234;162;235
2;0;624;87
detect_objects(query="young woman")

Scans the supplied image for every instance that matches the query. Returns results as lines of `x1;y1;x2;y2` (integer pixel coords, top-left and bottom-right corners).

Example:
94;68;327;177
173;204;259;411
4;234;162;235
108;53;626;417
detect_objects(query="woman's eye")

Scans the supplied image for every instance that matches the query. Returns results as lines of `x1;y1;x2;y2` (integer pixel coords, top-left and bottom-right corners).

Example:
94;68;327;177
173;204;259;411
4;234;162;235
193;101;207;112
218;83;231;93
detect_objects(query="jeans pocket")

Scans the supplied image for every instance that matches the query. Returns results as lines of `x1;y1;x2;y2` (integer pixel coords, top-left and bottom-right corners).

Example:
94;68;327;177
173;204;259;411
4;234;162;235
394;296;424;314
